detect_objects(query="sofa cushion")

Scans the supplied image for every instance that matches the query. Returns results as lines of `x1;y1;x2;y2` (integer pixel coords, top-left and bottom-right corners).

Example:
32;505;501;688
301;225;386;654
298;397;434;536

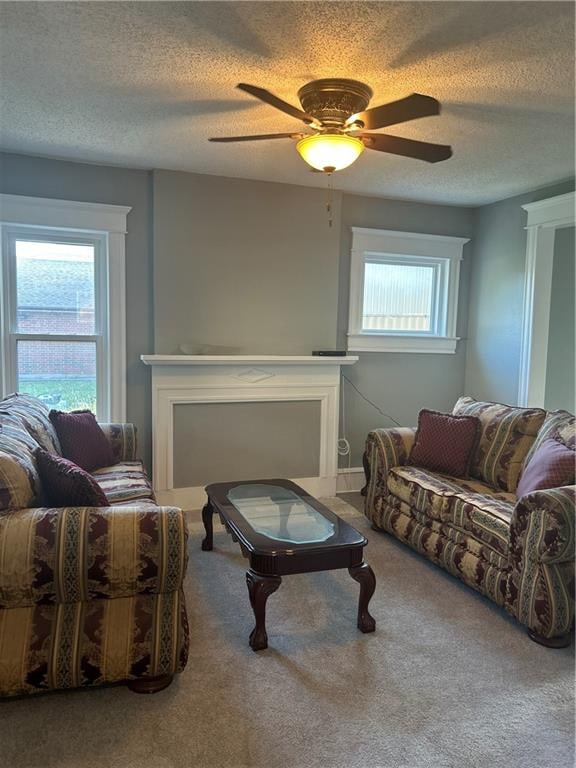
388;465;515;556
91;461;155;504
0;415;43;506
410;409;480;477
0;451;35;510
0;393;61;455
452;396;546;492
35;449;109;508
516;438;575;497
49;410;116;471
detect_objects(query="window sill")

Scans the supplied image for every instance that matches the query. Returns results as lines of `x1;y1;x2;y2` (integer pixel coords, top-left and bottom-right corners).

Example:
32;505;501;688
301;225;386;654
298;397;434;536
347;333;459;354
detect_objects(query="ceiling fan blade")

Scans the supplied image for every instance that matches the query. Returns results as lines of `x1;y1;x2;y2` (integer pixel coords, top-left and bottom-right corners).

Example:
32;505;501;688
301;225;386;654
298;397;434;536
209;132;302;142
359;133;452;163
348;93;440;130
237;83;316;125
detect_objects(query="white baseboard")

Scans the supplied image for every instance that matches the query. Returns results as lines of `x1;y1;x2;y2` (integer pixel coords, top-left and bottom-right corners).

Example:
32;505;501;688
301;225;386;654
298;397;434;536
336;466;365;494
155;474;352;511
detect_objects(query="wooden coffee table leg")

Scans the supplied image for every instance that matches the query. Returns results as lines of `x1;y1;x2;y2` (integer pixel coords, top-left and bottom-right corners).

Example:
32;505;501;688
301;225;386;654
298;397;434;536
246;570;281;651
201;500;214;551
348;561;376;633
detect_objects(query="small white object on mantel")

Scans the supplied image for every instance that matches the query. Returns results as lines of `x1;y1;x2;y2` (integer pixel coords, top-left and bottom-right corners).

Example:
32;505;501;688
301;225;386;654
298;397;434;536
141;354;358;508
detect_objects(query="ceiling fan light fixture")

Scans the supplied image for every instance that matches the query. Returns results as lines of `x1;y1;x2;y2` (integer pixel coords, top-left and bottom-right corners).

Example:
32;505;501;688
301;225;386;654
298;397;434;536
296;134;364;172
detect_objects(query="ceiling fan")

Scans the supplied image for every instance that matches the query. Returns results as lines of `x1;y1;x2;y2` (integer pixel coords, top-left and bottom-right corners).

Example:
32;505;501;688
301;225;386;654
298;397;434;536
209;79;452;173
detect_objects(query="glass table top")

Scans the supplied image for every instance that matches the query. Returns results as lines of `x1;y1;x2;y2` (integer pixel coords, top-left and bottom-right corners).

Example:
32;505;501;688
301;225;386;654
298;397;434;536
227;484;335;544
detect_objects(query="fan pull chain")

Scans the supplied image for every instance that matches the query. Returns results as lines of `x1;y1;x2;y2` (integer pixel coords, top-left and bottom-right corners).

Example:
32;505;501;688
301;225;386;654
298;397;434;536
326;172;333;228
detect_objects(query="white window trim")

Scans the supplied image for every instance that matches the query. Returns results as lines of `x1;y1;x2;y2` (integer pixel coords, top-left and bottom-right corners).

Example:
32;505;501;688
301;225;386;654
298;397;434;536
0;194;131;421
518;191;575;407
347;227;470;354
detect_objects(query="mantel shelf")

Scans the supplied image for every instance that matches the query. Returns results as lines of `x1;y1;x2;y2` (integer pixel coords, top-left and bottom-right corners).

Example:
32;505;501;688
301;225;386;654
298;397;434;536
141;355;358;366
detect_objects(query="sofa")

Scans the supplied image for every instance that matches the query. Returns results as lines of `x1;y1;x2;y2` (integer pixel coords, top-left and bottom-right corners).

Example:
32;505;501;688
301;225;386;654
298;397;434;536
0;393;189;697
363;396;575;646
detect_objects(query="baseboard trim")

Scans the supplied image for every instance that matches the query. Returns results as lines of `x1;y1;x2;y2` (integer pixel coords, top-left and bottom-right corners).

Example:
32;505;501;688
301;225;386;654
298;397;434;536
156;475;349;511
336;467;365;494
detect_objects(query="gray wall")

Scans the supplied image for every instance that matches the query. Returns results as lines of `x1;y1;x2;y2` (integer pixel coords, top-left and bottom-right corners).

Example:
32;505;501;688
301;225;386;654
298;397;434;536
152;170;340;355
464;180;575;405
0;152;154;470
545;226;575;412
338;193;474;465
152;172;477;468
3;150;572;479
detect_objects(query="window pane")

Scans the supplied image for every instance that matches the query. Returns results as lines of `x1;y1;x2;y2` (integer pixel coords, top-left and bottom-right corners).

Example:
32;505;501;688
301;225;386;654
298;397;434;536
15;240;96;334
17;340;97;411
362;262;435;332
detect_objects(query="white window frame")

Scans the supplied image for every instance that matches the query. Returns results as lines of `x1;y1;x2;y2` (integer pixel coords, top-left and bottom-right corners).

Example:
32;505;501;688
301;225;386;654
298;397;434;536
0;194;131;421
347;227;470;354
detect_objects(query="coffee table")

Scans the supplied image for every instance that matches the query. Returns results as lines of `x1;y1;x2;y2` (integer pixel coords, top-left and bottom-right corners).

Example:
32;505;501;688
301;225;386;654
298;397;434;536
201;479;376;651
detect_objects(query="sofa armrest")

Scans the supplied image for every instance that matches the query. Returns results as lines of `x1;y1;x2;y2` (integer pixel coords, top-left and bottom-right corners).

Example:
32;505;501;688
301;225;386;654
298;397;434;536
510;486;575;564
506;486;575;639
362;427;416;496
98;422;138;462
0;504;188;609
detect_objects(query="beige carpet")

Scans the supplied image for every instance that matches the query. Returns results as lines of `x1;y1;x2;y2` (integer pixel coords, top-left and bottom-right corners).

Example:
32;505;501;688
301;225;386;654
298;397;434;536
0;494;574;768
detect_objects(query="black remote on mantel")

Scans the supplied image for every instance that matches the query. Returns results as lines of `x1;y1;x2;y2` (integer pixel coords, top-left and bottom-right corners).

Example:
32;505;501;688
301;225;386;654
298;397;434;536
312;350;347;356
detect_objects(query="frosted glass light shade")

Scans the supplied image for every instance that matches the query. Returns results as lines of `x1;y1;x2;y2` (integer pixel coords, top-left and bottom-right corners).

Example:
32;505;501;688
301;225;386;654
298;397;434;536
296;134;364;172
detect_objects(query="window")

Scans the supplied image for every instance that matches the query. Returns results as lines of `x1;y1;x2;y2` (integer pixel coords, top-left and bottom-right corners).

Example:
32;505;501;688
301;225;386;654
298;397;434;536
348;227;469;353
1;195;130;420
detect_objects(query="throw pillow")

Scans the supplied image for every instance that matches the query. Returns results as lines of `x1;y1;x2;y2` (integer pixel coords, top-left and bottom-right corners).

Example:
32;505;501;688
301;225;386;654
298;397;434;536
35;449;109;507
49;410;116;471
516;438;575;497
409;409;481;478
452;396;546;492
523;409;575;467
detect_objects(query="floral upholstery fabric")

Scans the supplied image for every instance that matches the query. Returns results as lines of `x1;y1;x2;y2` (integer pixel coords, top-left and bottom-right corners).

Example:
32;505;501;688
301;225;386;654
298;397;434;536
0;393;61;454
373;495;510;607
452;396;546;492
92;461;155;504
0;590;188;697
0;451;35;510
98;423;138;462
507;486;575;638
523;409;575;466
387;466;514;557
363;426;416;496
0;504;187;608
364;414;575;641
114;497;159;510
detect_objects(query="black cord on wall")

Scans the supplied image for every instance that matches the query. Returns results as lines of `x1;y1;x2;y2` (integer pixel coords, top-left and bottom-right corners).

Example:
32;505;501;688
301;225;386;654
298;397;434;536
342;374;403;427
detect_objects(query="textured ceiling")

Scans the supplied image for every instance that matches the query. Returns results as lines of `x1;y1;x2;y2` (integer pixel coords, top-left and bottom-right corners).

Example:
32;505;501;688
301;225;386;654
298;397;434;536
0;1;574;205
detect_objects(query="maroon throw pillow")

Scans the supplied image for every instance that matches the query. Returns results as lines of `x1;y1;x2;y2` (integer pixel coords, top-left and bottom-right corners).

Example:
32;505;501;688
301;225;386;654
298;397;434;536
410;409;481;478
49;410;116;471
35;449;108;507
516;438;575;497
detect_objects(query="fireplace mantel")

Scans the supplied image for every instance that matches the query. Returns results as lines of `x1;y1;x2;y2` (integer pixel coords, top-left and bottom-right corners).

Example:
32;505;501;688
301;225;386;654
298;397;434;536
142;354;358;507
141;355;357;367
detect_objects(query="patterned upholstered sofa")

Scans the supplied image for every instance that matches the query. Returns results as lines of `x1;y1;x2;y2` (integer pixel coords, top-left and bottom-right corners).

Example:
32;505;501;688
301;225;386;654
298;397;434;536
0;393;189;697
363;396;575;646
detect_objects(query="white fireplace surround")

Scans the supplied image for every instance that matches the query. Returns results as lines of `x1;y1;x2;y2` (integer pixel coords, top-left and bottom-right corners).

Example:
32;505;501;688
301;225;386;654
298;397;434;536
141;355;358;508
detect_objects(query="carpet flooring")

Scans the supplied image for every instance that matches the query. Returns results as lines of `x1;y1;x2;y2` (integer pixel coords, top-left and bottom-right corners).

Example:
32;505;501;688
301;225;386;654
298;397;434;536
0;494;574;768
